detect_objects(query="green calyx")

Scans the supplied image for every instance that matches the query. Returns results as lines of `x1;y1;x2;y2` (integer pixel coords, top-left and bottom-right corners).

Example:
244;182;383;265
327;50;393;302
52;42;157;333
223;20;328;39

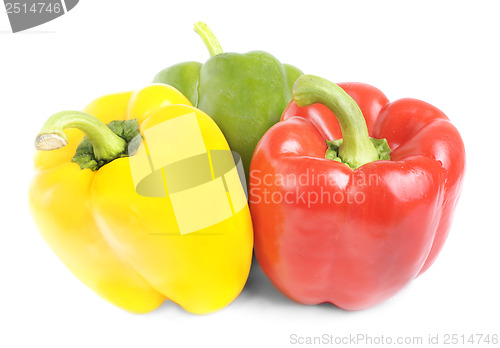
326;138;391;167
35;110;142;171
72;119;142;171
293;75;390;169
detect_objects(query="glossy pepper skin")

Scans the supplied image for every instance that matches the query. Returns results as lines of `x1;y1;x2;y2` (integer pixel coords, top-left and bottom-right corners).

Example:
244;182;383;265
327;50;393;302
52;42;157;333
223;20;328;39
29;84;253;315
153;22;303;175
249;75;465;310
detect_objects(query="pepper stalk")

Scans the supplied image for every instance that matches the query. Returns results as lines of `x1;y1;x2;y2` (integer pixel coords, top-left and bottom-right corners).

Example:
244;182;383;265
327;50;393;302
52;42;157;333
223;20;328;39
35;110;127;161
293;75;389;169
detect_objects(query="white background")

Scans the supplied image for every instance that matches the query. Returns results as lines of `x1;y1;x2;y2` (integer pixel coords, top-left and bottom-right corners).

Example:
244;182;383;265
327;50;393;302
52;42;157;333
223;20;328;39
1;1;499;347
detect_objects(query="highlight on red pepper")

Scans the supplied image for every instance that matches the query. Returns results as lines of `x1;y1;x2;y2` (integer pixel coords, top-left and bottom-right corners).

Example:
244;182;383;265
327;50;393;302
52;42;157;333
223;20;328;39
249;74;465;310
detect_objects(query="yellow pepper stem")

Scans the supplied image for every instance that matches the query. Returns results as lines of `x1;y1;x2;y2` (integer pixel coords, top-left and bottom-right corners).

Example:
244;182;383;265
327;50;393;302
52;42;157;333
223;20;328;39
35;110;127;161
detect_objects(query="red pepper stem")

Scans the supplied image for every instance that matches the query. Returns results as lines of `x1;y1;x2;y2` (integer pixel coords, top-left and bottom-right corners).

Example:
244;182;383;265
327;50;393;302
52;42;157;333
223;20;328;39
34;110;126;161
292;75;379;169
194;21;224;57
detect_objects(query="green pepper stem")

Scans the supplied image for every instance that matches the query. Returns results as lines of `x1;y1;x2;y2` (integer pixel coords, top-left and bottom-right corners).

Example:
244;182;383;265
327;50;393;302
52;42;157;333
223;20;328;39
194;21;223;57
293;75;379;169
35;110;126;161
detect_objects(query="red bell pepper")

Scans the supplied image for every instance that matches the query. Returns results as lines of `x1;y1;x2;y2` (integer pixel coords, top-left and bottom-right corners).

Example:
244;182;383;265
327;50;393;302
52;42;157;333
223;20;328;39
249;75;465;310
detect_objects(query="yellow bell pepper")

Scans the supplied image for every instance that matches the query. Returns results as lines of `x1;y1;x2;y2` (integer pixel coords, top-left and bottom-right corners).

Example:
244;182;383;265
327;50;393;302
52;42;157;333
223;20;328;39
29;84;254;314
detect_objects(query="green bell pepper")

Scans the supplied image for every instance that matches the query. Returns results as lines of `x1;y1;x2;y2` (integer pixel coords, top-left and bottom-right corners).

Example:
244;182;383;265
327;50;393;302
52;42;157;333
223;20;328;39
153;21;303;176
